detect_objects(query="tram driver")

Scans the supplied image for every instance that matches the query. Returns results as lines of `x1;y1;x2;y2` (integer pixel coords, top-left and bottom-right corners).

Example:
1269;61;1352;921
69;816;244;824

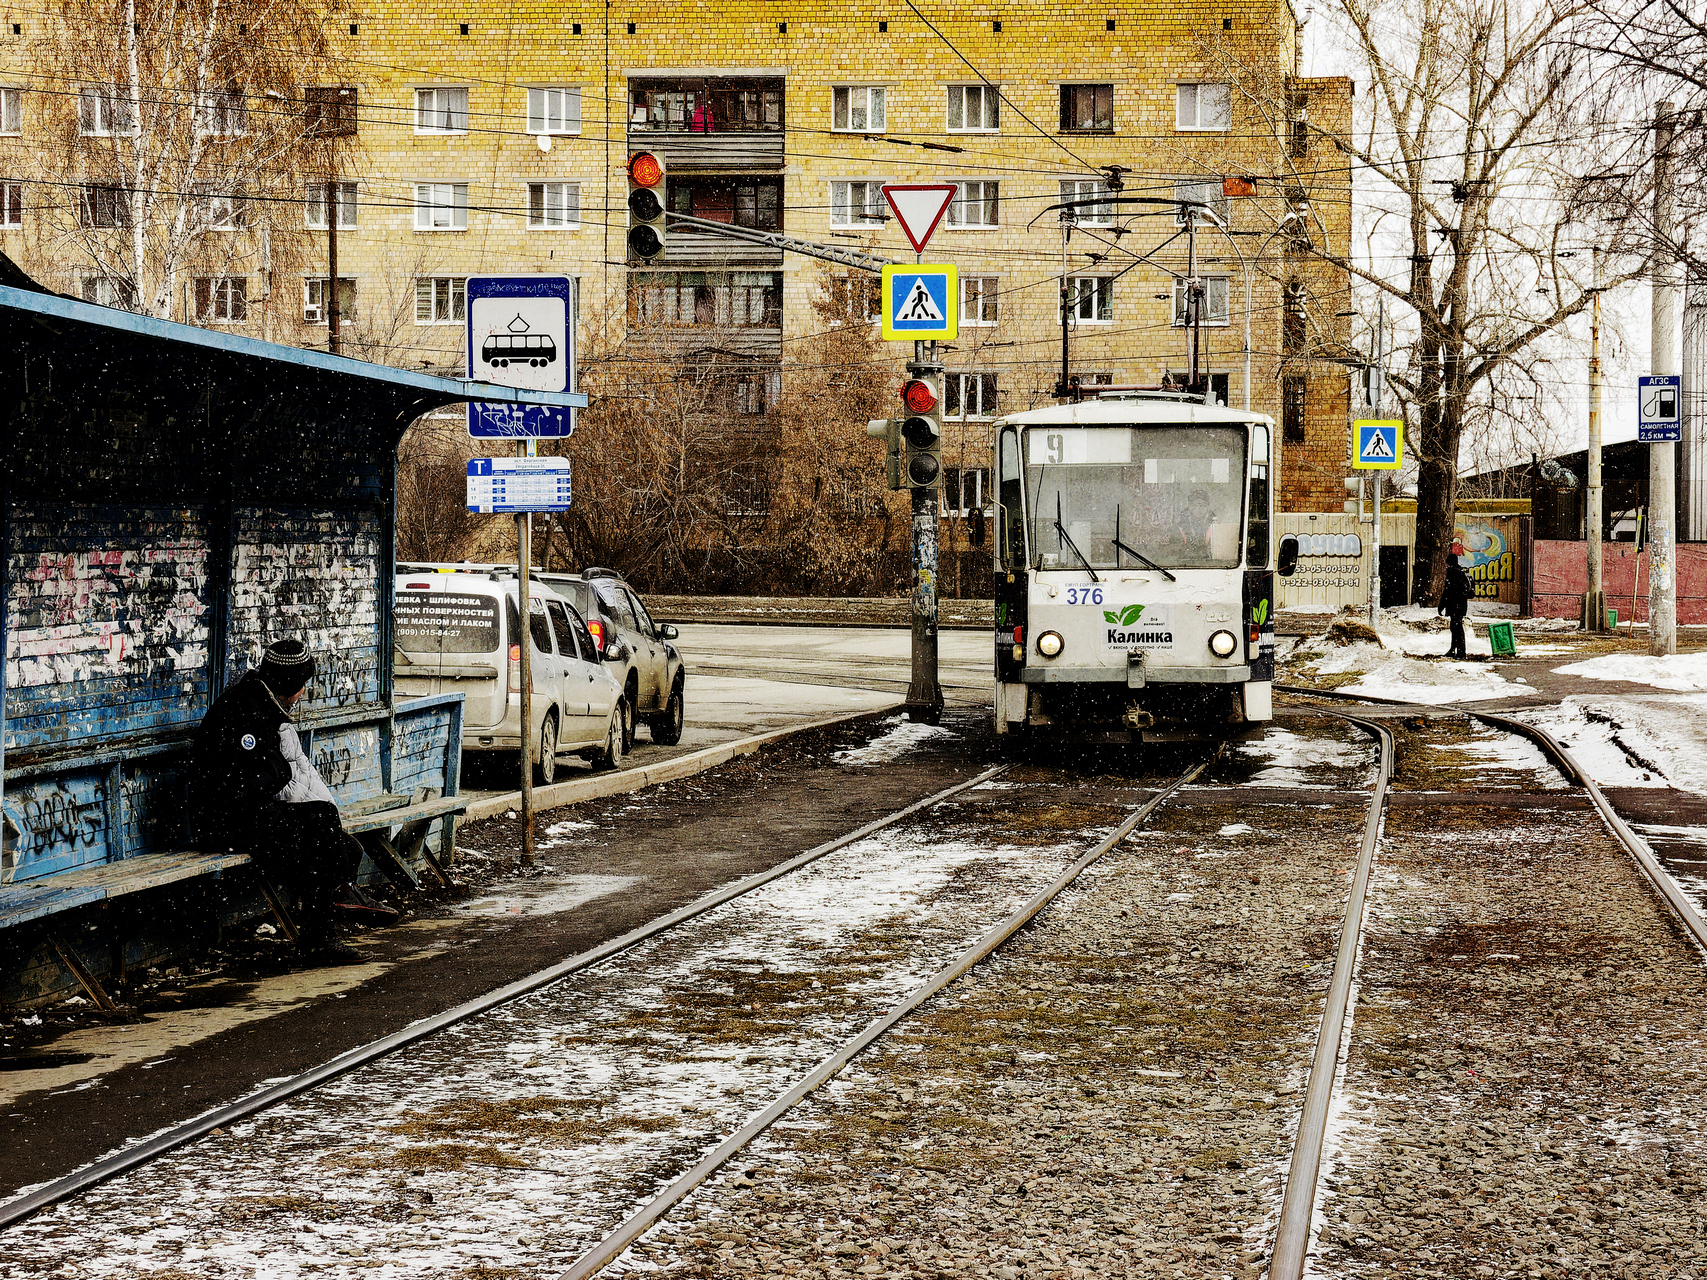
1171;489;1218;564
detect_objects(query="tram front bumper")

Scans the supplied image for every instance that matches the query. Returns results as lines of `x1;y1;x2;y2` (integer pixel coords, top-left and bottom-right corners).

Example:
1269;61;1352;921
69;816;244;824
1019;665;1252;684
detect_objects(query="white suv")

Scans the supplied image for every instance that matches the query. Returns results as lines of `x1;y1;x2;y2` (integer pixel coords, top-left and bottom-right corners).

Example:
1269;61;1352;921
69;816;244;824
393;568;627;783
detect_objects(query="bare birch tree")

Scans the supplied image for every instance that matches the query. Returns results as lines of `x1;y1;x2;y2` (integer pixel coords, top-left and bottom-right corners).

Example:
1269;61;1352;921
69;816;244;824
1218;0;1650;601
26;0;335;322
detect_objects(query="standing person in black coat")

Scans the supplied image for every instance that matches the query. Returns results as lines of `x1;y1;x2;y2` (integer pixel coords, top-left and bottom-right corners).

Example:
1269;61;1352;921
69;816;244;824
188;638;371;964
1438;554;1474;659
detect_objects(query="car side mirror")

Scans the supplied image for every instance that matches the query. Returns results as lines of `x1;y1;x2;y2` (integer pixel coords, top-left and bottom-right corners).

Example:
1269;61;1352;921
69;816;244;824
1277;535;1299;578
603;643;627;662
658;624;679;640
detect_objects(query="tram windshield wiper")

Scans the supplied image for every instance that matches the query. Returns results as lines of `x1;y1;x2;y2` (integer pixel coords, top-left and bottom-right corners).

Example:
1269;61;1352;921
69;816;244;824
1112;537;1176;582
1054;492;1100;582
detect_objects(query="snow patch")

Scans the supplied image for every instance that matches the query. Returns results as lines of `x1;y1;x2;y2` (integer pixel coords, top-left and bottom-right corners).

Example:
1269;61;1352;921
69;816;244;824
834;716;958;765
1551;651;1707;692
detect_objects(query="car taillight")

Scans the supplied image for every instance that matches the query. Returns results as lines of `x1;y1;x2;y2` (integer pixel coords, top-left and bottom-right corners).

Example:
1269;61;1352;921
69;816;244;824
587;619;605;650
509;643;521;692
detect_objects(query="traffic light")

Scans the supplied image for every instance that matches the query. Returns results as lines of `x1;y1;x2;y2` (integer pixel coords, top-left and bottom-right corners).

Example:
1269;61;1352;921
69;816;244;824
627;150;667;263
866;418;903;491
899;375;942;488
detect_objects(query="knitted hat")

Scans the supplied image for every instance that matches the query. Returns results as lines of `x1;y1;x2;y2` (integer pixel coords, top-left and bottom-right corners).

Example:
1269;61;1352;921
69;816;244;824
257;637;314;698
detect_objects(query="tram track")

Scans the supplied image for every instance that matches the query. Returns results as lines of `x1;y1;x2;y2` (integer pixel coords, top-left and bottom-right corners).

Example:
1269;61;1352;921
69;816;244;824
8;708;1703;1278
0;744;1226;1277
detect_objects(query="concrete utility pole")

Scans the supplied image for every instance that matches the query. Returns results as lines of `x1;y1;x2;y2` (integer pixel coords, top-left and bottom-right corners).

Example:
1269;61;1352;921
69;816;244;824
1586;247;1606;631
906;338;944;725
516;439;535;865
1650;101;1679;655
1367;301;1385;626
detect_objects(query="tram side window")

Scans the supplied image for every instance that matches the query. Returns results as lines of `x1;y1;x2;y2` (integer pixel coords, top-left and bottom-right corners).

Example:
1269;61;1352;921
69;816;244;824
1246;423;1271;567
998;428;1024;569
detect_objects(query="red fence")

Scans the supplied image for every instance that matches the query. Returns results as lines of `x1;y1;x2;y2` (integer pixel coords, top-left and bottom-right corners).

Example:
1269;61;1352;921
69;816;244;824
1531;540;1707;623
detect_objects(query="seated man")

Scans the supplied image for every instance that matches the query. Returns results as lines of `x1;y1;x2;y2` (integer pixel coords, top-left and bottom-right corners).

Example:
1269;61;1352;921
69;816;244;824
188;638;378;965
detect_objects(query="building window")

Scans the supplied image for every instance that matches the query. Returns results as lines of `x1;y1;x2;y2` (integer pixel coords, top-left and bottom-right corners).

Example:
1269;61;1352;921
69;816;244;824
629;271;782;328
305;181;358;229
414;182;469;230
0;88;20;135
733;373;780;415
668;177;781;230
1059;83;1112;132
1065;276;1113;323
830;180;886;227
1174;177;1229;227
832;85;885;132
942;467;990;517
1282;375;1307;442
945;180;999;228
197;190;246;230
415;275;467;323
947;84;999;132
415;87;468;133
961;276;999;325
1172;276;1231;326
1288;86;1310;158
826;274;879;322
1059;178;1113;225
80;275;135;308
303;276;356;325
1283;280;1307;353
1176;83;1231;131
304;86;358;137
944;372;998;418
630;79;783;132
195;87;246;136
0;181;19;228
527;181;581;229
78;184;129;228
78;85;136;136
194;276;247;324
527;86;581;134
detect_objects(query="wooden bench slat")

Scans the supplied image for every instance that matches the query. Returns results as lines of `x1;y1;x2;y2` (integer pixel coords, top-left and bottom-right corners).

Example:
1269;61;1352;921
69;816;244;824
342;795;467;834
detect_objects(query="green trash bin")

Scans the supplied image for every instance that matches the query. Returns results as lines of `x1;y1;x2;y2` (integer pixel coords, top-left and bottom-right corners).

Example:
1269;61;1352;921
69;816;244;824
1487;621;1516;656
1606;607;1618;629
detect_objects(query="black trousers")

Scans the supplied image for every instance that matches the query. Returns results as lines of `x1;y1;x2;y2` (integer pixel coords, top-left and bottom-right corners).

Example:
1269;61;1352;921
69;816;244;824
252;801;364;943
1448;613;1467;657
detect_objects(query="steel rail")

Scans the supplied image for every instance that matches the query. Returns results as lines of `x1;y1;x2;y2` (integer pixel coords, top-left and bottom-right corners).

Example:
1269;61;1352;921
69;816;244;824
1269;712;1393;1280
559;756;1213;1280
0;765;1007;1232
1469;711;1707;956
1279;684;1707;955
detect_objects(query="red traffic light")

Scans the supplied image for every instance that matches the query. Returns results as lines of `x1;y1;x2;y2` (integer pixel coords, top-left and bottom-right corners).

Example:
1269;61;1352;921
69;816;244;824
628;151;664;188
900;379;937;413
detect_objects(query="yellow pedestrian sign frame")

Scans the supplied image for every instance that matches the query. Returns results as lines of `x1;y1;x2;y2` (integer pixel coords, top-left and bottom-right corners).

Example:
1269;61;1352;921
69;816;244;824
1353;419;1403;470
881;264;958;341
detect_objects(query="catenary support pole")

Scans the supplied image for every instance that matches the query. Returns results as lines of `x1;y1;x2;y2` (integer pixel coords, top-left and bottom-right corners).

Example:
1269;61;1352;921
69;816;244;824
1587;247;1605;631
1650;101;1679;655
1368;301;1385;625
517;440;536;865
906;340;944;725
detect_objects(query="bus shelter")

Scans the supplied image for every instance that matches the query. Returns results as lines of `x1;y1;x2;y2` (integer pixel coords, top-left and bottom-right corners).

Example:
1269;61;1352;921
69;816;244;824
0;261;580;1006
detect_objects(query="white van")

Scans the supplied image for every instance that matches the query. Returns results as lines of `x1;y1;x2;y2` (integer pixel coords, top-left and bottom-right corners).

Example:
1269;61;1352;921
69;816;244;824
393;568;627;782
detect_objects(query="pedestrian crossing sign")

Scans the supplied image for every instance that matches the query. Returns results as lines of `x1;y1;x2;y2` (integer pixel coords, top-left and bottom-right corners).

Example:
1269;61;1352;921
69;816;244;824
1353;419;1403;470
881;264;958;341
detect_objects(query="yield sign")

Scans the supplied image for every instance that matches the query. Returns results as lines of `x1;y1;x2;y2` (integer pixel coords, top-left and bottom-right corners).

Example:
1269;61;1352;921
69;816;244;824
882;184;957;253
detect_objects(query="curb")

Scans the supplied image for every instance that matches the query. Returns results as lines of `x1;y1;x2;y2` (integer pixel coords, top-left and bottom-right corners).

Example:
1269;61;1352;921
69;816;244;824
461;702;908;824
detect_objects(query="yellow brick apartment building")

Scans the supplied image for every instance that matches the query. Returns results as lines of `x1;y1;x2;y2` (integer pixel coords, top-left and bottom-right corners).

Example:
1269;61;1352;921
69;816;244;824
0;1;1352;514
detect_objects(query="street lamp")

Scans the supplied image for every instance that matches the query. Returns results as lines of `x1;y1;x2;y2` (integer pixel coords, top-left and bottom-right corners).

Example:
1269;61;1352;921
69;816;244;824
1218;207;1314;410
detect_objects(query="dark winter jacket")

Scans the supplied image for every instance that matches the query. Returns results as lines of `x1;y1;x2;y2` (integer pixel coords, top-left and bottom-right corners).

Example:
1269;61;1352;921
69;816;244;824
1438;562;1473;618
187;672;293;850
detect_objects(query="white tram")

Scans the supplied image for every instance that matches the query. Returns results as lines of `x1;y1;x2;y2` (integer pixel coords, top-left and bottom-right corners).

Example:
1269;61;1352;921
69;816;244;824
990;393;1278;741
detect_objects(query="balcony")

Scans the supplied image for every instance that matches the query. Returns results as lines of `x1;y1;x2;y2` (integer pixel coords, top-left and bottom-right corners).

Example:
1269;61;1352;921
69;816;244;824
627;76;785;171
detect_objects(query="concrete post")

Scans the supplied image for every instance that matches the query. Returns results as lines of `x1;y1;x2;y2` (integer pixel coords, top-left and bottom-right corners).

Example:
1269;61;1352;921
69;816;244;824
1586;248;1605;630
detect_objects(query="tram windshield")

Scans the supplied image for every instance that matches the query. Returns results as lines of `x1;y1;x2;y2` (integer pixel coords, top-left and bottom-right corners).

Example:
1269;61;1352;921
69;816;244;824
1022;425;1248;570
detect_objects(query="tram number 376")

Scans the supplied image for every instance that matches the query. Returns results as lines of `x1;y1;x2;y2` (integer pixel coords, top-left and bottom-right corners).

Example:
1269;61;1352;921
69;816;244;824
1064;586;1105;606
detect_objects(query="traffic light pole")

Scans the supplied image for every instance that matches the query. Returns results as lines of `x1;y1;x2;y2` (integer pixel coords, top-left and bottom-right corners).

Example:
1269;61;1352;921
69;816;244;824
906;342;945;725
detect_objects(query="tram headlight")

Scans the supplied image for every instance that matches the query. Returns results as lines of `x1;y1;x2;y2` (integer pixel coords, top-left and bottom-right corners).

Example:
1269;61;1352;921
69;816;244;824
1036;630;1065;658
1208;629;1238;659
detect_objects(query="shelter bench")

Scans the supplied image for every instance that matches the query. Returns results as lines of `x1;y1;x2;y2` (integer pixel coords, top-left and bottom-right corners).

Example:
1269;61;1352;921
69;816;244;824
1;694;466;1009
